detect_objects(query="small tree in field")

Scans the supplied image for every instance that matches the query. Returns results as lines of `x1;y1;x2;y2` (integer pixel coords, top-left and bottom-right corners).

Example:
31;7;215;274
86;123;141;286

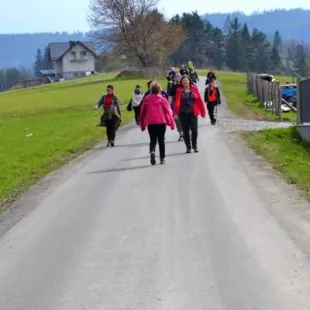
88;0;184;73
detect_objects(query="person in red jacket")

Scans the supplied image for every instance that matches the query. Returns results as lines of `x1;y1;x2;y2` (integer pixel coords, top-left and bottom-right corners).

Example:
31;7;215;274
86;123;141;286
174;76;206;153
140;83;175;165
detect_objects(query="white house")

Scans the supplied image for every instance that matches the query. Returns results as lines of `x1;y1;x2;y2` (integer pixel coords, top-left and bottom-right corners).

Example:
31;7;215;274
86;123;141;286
48;41;98;80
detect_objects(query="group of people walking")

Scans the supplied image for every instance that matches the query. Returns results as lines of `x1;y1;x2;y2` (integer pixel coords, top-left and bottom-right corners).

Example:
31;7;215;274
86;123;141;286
95;66;221;165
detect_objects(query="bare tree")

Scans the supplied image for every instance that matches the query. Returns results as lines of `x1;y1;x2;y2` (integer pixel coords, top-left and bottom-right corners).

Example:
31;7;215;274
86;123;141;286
88;0;184;73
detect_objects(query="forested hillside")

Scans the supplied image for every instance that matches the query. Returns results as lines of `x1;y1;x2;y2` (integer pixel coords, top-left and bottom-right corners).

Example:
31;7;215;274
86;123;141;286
202;9;310;42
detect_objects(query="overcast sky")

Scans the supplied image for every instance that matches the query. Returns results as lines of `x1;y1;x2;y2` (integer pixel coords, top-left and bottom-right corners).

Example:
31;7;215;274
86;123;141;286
0;0;309;33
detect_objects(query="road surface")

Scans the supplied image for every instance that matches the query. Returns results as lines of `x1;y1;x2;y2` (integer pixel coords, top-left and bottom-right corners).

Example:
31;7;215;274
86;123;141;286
1;81;310;309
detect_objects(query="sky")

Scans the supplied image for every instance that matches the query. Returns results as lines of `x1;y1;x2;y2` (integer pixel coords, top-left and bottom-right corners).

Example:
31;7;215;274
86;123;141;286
0;0;310;34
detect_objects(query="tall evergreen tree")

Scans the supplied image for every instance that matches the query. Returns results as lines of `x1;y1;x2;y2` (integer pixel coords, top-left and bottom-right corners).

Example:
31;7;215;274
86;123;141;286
273;30;283;53
270;46;282;73
33;48;43;76
294;44;308;77
226;18;243;71
42;46;52;69
210;27;226;69
240;23;252;71
249;29;271;72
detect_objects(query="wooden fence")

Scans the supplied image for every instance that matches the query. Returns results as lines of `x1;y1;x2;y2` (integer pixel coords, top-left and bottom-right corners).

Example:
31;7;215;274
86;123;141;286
246;72;282;117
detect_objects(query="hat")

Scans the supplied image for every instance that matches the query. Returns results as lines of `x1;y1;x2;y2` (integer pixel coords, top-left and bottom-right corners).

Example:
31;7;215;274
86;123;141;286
135;84;141;88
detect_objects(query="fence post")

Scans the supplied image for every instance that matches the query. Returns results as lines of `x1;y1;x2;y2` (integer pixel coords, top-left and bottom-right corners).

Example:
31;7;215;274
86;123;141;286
276;82;281;117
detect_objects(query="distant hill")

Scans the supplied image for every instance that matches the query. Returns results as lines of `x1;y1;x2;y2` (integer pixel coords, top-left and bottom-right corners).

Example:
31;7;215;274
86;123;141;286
0;32;90;69
202;9;310;42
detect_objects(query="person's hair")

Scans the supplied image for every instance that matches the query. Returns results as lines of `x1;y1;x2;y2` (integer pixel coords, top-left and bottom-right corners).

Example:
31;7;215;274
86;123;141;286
151;83;161;94
135;84;141;88
107;84;114;90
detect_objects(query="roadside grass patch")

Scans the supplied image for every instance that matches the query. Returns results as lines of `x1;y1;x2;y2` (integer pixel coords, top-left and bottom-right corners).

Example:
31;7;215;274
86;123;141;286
242;127;310;199
0;75;152;210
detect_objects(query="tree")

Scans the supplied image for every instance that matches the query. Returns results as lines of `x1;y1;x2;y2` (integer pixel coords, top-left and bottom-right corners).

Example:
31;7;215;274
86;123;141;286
248;29;271;73
226;18;243;70
270;46;282;73
33;48;43;76
42;46;52;69
210;27;226;69
0;69;5;91
4;68;21;89
273;30;283;54
171;12;208;66
240;23;252;71
89;0;184;72
294;44;308;77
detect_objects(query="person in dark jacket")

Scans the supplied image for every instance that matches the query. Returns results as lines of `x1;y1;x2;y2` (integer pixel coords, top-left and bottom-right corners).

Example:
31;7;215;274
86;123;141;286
205;68;216;85
204;79;221;125
189;68;199;84
166;67;176;93
95;84;122;147
168;73;183;141
179;65;189;76
143;80;169;100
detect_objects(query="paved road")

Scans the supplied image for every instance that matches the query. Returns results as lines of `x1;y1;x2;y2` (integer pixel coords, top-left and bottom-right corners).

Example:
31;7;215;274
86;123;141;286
1;81;310;309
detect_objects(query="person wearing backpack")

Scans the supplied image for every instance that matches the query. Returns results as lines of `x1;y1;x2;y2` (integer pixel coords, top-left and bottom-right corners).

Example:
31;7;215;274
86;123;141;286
189;67;199;84
129;85;144;125
205;68;216;86
168;73;183;141
204;79;221;125
95;84;122;147
166;67;176;93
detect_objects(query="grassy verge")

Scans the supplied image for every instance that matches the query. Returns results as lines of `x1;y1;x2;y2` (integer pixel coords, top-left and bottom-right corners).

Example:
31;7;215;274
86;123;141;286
197;69;297;122
0;74;154;210
220;72;296;122
242;127;310;199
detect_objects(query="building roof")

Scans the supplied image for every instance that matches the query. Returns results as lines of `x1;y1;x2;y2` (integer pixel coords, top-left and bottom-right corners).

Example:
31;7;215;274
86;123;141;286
49;41;97;61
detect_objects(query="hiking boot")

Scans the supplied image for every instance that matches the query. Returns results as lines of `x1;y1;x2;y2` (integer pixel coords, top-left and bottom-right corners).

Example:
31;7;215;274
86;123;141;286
178;135;183;141
211;120;216;125
194;148;199;153
186;148;191;153
107;141;110;147
150;151;156;165
110;141;115;147
160;158;166;164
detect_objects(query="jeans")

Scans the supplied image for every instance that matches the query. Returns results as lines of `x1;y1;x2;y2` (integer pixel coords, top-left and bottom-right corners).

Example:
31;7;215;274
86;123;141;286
175;116;183;135
106;118;116;142
148;124;166;159
133;106;140;125
207;102;217;121
179;112;198;149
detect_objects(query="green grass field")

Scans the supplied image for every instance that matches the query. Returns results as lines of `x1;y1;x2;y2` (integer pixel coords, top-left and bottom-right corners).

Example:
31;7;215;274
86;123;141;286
197;70;297;122
243;127;310;200
0;73;153;210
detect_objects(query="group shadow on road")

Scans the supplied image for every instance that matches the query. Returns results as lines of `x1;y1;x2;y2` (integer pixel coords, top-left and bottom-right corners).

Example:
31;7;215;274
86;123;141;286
87;149;187;174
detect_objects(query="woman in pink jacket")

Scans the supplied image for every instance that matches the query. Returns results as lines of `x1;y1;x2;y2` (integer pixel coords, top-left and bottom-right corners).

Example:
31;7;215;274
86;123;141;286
140;83;175;165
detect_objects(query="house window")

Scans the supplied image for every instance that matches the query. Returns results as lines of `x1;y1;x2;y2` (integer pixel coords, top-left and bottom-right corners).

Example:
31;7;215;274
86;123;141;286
71;51;77;60
80;51;87;59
